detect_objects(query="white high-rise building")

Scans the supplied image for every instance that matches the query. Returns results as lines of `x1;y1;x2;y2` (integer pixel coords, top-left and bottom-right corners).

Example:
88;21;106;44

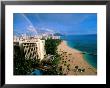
14;37;46;60
37;39;46;60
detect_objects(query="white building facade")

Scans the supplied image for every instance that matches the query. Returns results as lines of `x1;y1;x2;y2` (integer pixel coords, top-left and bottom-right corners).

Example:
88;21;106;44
14;36;46;60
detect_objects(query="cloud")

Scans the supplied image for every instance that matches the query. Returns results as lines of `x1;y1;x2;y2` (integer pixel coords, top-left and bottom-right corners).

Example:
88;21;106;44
45;28;54;33
27;25;37;35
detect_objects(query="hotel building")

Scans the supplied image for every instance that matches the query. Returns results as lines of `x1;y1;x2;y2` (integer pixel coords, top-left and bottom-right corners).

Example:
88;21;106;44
14;36;46;60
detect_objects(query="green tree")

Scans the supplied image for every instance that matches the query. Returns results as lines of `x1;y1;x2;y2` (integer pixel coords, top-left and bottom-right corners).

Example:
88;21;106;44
45;38;61;55
14;45;40;75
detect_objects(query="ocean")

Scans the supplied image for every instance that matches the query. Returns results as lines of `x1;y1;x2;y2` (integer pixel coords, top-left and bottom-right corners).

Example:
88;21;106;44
61;34;97;69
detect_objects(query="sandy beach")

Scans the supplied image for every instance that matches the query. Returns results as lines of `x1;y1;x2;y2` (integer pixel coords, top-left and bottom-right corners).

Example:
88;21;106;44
57;41;97;75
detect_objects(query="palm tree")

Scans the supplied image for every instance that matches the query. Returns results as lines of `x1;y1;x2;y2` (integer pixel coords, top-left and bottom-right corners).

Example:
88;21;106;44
75;66;79;69
64;63;66;66
59;66;62;71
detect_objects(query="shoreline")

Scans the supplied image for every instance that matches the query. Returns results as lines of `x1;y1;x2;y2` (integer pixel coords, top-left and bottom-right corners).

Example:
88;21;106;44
64;40;97;56
64;40;97;69
57;40;97;75
63;40;82;53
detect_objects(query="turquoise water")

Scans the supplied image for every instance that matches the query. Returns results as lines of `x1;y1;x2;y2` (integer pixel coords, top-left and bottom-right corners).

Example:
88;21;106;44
61;34;97;68
83;54;97;68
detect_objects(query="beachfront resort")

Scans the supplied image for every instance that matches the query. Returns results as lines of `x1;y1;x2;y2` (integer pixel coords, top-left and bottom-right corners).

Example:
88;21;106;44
14;33;97;75
14;13;97;75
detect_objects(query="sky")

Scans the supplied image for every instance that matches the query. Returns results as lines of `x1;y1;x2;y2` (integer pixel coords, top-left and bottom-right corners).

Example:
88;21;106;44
14;13;97;35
